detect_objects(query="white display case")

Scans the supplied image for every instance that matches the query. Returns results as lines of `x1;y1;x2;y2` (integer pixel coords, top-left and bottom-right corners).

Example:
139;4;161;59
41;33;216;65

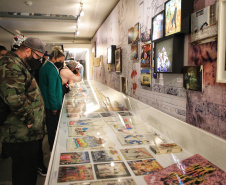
45;80;226;185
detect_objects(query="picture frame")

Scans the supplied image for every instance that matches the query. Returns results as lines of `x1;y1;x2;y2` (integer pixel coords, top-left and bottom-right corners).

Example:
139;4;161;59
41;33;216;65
216;0;226;83
107;45;116;64
115;48;122;72
120;76;127;94
154;35;184;73
164;0;193;37
152;11;164;42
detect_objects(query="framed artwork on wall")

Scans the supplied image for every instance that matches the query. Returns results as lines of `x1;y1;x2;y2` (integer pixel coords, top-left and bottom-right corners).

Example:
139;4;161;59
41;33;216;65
154;35;184;73
133;23;140;43
152;11;164;41
107;45;116;64
164;0;193;37
141;29;151;42
128;27;134;44
115;48;122;72
183;66;203;92
217;0;226;83
107;64;112;71
141;69;151;87
120;76;127;94
94;57;100;67
141;44;151;68
131;44;138;60
191;3;218;44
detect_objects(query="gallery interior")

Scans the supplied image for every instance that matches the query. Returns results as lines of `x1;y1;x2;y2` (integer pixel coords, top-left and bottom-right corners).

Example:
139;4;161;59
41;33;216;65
0;0;226;185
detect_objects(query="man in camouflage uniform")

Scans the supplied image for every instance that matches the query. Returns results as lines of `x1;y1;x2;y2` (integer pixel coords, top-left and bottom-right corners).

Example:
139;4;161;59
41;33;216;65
0;38;46;185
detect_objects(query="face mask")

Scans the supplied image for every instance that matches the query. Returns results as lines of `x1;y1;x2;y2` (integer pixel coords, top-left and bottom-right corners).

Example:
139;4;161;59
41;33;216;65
55;62;63;69
27;56;43;71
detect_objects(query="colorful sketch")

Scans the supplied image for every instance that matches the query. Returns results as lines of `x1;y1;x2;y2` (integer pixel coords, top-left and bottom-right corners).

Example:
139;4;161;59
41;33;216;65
141;69;151;86
94;162;131;179
110;124;134;134
91;150;122;162
165;0;182;36
144;154;226;185
141;44;151;68
58;164;94;182
66;136;106;151
183;66;203;92
117;134;151;146
59;152;90;165
120;148;154;160
128;159;163;176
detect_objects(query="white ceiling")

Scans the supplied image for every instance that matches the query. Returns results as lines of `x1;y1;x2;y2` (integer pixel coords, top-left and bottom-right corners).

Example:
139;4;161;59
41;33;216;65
0;0;119;47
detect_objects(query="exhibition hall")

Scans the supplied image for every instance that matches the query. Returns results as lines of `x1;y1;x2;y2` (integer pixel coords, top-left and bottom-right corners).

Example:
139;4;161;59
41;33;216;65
0;0;226;185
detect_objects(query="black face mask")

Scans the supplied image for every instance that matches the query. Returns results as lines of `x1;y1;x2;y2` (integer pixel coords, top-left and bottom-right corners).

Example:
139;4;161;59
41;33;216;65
55;62;64;69
27;57;43;71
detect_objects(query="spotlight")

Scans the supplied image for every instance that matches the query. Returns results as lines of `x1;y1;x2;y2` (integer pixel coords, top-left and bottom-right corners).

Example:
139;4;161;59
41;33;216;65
75;30;79;35
80;10;84;16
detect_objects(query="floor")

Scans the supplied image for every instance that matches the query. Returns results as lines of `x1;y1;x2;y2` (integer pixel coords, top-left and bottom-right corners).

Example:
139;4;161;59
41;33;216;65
0;135;51;185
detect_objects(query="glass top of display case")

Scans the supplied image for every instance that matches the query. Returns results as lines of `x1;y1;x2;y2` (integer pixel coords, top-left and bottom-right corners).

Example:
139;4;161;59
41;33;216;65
45;81;225;185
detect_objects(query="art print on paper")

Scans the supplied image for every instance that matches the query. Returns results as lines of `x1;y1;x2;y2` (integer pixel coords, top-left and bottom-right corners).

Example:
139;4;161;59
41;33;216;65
128;159;163;176
69;178;137;185
144;154;226;185
58;164;94;182
86;113;102;119
68;120;91;126
117;134;151;146
120;148;154;160
94;162;131;179
110;124;134;134
116;112;133;116
60;152;90;165
68;127;90;137
91;150;122;162
67;136;106;151
165;0;182;36
100;112;117;117
141;44;151;68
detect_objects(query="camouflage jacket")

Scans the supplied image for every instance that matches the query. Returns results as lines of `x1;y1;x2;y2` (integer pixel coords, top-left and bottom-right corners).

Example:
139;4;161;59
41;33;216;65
0;52;45;143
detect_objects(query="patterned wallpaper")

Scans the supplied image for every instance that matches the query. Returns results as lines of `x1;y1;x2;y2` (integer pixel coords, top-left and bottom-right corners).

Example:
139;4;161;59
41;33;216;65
92;0;226;140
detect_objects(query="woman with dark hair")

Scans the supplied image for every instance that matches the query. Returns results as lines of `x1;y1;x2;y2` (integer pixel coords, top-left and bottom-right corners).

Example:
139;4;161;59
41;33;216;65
39;46;64;151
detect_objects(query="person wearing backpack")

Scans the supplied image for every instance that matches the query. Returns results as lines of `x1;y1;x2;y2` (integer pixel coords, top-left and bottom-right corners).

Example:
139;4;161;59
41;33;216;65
0;37;46;185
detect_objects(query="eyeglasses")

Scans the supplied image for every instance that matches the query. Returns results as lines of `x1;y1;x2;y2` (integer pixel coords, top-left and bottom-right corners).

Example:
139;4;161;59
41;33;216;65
32;50;43;62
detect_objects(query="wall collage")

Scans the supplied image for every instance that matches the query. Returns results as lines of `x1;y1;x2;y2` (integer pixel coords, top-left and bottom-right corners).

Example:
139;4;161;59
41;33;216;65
91;0;226;140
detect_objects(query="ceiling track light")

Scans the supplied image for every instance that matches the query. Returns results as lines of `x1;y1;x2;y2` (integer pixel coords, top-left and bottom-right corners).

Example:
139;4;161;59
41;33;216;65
80;2;84;16
75;30;79;36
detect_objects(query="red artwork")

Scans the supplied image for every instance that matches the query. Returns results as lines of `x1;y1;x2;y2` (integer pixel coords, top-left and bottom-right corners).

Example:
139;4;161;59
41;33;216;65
131;70;137;94
144;154;226;185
